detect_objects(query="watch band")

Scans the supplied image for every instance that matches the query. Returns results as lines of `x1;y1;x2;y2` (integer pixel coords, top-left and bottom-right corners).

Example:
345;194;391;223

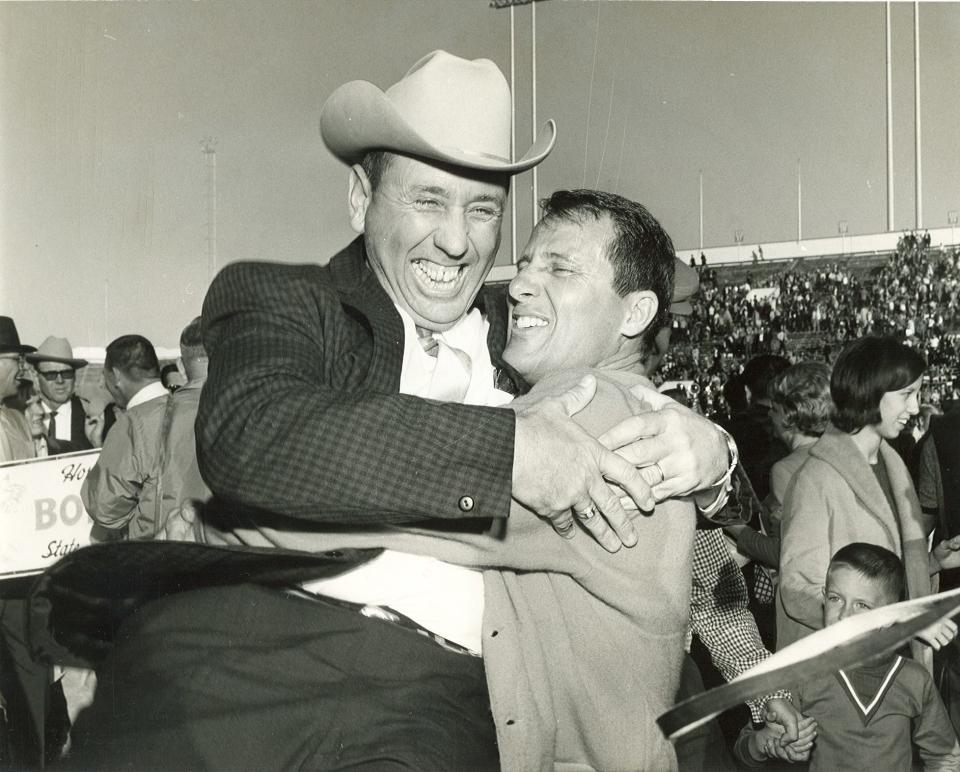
696;425;739;519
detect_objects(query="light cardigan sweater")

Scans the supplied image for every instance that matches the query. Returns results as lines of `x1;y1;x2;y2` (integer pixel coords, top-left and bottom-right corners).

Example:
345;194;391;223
202;368;697;772
777;425;932;655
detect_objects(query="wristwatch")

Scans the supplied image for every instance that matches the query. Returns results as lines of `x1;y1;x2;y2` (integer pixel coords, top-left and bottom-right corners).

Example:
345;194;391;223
696;424;740;520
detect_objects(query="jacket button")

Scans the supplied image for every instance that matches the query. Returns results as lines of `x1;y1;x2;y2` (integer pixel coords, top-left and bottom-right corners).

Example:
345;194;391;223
458;496;474;512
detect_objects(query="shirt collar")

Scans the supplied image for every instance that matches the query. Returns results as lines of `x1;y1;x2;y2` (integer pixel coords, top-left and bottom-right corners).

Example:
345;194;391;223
127;380;169;409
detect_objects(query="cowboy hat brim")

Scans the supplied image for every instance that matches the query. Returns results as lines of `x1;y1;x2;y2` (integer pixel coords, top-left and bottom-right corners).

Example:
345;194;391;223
0;344;36;355
26;353;88;368
321;80;555;174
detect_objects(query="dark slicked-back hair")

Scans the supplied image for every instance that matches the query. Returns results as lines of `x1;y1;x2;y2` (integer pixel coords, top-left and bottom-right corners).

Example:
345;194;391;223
831;336;926;433
538;189;675;337
829;542;905;603
742;354;791;403
104;335;160;379
771;361;833;437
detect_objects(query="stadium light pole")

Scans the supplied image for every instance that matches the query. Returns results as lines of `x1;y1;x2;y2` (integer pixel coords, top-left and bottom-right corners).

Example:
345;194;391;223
735;229;744;261
699;170;704;250
949;211;959;246
509;5;517;263
796;159;803;243
838;220;848;255
886;1;894;232
914;0;923;230
531;0;539;224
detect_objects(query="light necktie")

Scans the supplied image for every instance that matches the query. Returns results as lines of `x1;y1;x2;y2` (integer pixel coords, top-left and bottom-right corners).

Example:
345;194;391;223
416;327;439;357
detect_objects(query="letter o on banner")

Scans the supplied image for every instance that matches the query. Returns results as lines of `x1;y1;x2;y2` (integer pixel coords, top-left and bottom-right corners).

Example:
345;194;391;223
60;495;85;526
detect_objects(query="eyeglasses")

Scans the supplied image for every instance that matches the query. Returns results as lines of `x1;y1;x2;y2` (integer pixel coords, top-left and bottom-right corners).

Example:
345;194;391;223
39;369;76;382
0;354;25;367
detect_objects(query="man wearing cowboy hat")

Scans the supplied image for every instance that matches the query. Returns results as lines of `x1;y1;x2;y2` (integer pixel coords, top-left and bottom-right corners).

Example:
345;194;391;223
62;52;733;770
26;336;92;453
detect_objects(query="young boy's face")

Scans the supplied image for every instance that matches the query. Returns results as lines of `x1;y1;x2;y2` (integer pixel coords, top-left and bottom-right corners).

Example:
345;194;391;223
822;565;896;627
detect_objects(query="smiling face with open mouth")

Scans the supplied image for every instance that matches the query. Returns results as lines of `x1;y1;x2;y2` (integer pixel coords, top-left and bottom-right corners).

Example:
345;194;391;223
875;375;922;440
350;154;507;332
503;216;648;386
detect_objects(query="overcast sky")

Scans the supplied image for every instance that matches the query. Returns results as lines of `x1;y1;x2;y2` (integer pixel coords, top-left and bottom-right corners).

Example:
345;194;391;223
2;0;958;348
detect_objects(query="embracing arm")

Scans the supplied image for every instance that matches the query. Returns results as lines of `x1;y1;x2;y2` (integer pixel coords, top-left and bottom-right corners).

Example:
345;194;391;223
690;529;787;723
196;260;515;526
598;383;735;517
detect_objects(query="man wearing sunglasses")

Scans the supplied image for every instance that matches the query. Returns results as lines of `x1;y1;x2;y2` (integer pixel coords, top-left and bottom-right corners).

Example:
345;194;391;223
26;336;92;453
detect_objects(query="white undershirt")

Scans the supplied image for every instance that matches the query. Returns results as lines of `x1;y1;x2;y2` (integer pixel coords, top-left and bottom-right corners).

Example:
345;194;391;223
43;399;72;442
301;306;512;654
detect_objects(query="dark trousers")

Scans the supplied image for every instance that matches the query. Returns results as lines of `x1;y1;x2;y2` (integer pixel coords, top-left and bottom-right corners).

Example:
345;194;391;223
0;597;68;770
675;655;737;772
67;584;499;771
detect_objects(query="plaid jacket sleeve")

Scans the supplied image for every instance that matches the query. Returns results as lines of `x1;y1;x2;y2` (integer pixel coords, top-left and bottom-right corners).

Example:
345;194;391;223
196;259;516;526
690;529;787;723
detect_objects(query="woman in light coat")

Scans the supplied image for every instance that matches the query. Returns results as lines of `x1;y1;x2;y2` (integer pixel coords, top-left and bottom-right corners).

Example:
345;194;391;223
777;336;959;657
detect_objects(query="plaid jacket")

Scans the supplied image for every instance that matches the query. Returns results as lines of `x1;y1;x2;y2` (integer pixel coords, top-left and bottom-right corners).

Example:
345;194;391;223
196;237;517;527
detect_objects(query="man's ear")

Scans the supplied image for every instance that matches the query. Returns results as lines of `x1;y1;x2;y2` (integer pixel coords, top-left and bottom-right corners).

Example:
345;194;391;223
620;291;659;338
347;164;373;234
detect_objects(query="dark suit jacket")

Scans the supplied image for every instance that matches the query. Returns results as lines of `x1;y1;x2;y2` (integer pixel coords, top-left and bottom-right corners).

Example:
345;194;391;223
30;238;522;668
196;237;517;527
43;394;92;455
69;394;93;451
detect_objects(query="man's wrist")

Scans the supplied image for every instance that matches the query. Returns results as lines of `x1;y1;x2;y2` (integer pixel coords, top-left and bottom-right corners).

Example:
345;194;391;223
695;425;739;518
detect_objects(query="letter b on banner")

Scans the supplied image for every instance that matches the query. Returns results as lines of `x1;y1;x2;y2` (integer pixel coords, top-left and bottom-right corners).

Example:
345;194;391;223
35;498;57;530
35;495;86;529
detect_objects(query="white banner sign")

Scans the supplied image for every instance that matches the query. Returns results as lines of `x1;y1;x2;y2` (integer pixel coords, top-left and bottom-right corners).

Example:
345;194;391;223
745;286;780;303
0;450;100;579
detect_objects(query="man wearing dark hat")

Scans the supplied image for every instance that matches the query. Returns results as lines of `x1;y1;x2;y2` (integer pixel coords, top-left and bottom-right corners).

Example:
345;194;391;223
26;336;92;453
63;52;734;770
0;316;36;462
0;316;71;767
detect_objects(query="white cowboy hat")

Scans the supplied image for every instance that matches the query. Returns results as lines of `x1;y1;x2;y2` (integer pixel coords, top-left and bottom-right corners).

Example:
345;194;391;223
320;50;556;174
26;336;89;368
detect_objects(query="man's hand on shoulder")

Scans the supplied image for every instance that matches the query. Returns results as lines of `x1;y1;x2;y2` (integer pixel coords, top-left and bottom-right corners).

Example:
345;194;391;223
512;375;656;553
598;383;731;507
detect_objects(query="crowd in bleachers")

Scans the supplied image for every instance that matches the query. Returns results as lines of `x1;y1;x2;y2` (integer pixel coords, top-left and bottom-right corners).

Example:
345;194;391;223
658;233;960;421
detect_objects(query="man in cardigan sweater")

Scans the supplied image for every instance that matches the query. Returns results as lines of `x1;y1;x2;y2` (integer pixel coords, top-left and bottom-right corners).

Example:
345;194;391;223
62;53;734;771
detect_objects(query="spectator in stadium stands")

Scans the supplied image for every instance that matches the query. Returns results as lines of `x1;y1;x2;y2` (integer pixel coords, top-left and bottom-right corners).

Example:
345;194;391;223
58;53;733;772
26;336;92;453
99;334;167;411
725;361;833;570
82;318;210;540
778;336;960;658
0;317;35;462
725;353;790;502
9;378;51;457
0;316;70;767
918;402;960;733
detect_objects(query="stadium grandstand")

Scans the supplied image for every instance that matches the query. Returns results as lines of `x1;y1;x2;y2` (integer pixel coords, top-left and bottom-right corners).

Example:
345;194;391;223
488;227;960;420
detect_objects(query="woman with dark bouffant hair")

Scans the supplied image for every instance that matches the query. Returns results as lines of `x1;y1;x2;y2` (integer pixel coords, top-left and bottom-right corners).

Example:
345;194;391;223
777;336;960;654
